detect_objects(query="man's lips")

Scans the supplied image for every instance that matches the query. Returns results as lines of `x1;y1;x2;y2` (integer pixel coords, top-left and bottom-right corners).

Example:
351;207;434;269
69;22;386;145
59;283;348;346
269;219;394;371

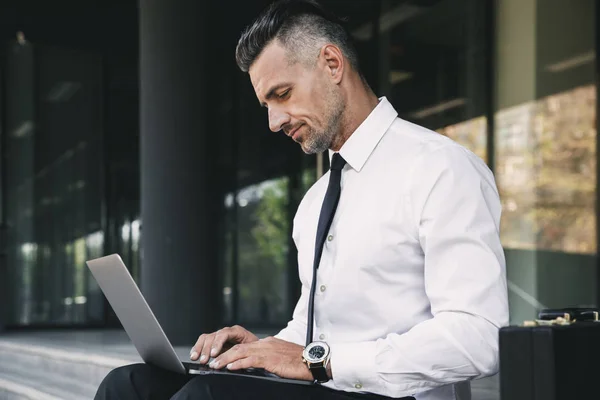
287;125;303;140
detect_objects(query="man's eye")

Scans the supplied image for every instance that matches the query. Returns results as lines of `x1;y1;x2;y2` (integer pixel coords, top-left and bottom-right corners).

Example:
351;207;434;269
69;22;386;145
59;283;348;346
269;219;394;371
278;90;290;99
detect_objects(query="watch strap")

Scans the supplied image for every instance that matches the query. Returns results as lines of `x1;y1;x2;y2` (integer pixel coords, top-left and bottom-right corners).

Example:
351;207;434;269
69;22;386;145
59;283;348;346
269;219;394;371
309;364;329;383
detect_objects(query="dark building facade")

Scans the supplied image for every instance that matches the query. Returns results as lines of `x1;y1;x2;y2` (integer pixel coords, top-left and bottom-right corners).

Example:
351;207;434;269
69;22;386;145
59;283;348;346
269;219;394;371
0;0;598;345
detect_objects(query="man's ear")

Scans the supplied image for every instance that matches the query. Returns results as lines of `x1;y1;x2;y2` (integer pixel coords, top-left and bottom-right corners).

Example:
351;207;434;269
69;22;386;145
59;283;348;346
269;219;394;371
321;44;344;84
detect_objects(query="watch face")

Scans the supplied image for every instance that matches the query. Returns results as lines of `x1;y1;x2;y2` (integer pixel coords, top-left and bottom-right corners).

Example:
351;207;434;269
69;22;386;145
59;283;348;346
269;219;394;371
308;345;325;360
304;341;330;363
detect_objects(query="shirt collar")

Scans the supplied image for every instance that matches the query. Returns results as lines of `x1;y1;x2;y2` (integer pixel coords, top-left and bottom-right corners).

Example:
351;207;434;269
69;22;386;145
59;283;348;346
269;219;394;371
328;96;398;172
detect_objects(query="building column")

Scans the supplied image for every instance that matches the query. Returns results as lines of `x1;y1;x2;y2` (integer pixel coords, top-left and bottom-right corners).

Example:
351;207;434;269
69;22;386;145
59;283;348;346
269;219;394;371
140;0;219;345
494;0;539;326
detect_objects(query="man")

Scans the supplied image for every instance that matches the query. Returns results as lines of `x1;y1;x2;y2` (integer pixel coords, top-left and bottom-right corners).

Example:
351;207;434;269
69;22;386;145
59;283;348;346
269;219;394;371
95;0;509;399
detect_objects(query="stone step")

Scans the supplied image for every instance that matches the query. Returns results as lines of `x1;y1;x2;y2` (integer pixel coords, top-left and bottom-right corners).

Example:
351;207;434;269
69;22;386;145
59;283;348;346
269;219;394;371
0;339;134;400
0;375;63;400
0;330;211;400
0;366;90;400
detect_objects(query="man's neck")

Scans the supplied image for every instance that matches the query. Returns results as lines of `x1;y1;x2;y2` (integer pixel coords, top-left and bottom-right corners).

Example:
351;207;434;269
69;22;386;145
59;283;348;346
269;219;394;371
330;86;379;152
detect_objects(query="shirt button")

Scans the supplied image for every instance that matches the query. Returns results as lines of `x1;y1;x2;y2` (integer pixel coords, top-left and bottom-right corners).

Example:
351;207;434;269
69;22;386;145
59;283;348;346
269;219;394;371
319;334;326;340
320;285;327;292
355;383;363;389
327;234;334;241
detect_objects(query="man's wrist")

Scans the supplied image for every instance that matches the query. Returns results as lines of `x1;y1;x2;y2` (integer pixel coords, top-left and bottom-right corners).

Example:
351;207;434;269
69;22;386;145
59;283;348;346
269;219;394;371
326;361;333;379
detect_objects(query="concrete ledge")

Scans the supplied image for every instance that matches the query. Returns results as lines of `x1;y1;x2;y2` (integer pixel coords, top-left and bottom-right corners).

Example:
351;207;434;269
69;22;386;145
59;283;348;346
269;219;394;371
0;377;63;400
0;341;133;369
0;331;140;399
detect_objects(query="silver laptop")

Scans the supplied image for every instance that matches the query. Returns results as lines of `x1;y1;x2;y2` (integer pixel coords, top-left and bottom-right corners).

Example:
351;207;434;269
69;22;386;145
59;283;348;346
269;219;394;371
86;254;312;385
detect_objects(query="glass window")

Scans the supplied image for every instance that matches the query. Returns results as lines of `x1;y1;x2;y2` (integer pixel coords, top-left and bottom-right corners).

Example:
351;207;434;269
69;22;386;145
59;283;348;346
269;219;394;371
494;0;597;324
377;0;489;160
437;116;488;162
4;40;105;326
221;164;318;328
219;142;317;327
5;38;35;325
496;85;596;254
237;177;291;324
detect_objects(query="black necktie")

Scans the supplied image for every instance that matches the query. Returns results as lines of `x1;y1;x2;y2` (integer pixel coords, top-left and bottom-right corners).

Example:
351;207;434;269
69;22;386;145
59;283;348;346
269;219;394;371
306;153;347;346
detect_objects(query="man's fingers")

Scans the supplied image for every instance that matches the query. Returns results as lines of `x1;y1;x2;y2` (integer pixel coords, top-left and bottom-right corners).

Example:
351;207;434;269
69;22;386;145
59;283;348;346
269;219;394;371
210;329;233;357
190;334;206;361
211;343;249;369
210;326;251;357
190;333;215;363
225;355;259;371
199;334;216;363
230;325;250;341
190;325;256;364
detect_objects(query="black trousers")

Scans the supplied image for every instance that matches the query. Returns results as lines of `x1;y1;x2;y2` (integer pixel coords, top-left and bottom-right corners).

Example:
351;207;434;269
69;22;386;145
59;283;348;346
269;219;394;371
94;363;412;400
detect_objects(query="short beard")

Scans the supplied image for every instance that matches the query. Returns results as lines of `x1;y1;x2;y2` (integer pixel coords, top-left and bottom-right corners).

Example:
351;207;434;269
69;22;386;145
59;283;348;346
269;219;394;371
300;88;345;154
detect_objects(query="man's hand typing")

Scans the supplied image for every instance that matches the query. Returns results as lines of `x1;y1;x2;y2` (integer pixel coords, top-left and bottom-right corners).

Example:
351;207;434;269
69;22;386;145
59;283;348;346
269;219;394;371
190;325;259;364
209;336;314;381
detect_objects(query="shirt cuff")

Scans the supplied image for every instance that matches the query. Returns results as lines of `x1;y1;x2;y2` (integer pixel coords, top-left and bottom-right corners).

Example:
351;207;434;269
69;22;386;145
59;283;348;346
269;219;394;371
329;341;381;393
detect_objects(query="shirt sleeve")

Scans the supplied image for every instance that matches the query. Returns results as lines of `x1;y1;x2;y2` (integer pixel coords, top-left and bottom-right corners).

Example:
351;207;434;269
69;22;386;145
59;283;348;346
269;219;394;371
329;144;509;398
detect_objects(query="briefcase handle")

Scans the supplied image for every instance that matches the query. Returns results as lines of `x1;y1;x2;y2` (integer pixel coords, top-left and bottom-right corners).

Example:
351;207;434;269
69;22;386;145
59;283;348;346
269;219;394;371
538;307;599;323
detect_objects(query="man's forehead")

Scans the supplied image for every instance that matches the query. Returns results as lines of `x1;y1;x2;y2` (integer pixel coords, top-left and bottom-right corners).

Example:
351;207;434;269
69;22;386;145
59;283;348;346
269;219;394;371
249;42;291;94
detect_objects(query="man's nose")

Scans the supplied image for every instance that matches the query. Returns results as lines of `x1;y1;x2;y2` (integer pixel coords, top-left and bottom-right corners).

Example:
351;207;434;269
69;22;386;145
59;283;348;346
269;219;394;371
268;108;290;133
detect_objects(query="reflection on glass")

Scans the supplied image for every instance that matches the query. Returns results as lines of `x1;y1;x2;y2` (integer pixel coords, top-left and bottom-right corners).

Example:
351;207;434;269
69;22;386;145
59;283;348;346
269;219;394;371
302;168;317;191
381;0;488;145
118;218;141;281
496;84;596;254
237;177;290;324
437;116;487;162
19;242;37;324
63;242;74;321
221;200;235;323
222;163;319;326
74;238;87;323
5;41;105;326
86;231;105;323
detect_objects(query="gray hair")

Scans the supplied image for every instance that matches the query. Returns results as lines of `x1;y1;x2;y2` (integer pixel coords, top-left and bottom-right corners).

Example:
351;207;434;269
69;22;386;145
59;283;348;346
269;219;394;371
235;0;362;76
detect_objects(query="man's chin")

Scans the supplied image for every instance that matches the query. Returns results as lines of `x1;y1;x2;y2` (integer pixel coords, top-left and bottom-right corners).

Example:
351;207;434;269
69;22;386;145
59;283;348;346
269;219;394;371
298;135;331;154
299;142;317;155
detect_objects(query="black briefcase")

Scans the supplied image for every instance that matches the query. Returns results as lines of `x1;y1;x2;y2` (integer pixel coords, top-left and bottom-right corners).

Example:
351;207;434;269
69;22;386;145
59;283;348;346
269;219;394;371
499;308;600;400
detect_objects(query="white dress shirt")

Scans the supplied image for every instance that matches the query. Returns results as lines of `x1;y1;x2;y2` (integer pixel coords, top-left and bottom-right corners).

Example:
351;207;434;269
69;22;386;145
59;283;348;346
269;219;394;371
275;97;509;400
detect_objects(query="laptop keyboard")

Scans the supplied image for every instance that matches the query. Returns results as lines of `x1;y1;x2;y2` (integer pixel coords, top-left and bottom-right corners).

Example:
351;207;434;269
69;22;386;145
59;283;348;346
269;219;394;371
184;362;280;378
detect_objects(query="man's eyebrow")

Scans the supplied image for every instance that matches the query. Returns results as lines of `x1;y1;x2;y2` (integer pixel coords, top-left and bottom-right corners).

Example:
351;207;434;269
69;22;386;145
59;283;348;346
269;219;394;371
259;83;292;108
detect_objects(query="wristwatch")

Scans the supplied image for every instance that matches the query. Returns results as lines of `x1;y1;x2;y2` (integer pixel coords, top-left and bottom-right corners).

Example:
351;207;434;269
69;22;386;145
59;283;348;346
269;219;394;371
302;341;331;383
